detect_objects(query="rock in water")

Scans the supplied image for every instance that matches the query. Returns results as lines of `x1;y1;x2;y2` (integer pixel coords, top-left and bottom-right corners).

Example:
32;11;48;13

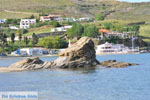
8;37;100;70
101;60;138;68
53;37;100;68
9;57;53;70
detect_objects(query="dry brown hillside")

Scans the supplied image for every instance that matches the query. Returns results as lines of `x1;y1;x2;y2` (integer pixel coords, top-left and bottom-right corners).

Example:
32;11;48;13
0;0;150;22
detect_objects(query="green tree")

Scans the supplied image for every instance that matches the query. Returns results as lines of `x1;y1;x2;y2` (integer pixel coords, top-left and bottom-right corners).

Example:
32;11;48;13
82;24;98;38
132;25;140;32
11;33;15;44
67;23;84;38
32;33;38;45
28;15;35;19
52;21;61;27
24;36;29;45
0;47;2;53
5;19;20;25
17;29;28;34
95;13;105;21
3;34;7;46
19;33;22;42
0;31;7;48
103;22;114;30
106;37;121;44
120;25;140;33
38;36;67;49
0;31;4;48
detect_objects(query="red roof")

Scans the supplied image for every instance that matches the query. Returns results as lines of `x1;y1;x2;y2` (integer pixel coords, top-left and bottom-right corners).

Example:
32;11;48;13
99;29;111;33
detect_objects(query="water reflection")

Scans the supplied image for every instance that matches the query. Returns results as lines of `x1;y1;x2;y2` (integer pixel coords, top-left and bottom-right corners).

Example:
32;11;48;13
62;67;97;74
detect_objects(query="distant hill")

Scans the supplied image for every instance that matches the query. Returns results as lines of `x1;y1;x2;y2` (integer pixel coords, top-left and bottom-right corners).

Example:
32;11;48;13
0;0;150;22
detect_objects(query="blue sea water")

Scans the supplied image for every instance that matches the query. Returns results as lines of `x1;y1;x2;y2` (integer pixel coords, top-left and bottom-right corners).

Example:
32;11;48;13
0;54;150;100
118;0;150;2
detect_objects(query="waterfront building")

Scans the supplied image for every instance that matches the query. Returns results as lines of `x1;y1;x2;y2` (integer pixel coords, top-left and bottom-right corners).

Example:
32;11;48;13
11;48;49;56
96;42;139;54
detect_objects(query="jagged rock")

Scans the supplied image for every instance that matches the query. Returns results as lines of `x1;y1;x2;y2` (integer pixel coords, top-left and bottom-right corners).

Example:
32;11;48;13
101;60;138;68
9;57;46;70
7;37;100;70
53;37;100;68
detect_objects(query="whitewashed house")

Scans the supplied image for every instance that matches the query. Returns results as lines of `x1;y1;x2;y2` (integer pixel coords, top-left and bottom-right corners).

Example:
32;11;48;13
20;48;43;56
0;19;6;24
20;19;36;29
11;48;43;56
64;25;72;29
51;27;65;32
51;25;72;32
78;17;92;22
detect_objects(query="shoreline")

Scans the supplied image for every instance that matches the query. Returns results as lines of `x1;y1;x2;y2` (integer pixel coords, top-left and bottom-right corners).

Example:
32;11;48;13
0;67;26;73
96;52;140;55
0;54;58;59
0;53;146;59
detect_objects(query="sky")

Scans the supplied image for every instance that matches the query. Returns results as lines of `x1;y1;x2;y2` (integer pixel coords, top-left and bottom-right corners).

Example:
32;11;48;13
118;0;150;2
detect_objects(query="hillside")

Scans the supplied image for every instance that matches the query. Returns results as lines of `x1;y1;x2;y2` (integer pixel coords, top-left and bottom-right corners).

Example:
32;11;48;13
0;0;150;22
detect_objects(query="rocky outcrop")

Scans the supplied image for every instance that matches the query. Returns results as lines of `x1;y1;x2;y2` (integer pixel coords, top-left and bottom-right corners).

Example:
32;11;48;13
9;57;53;70
101;60;138;68
7;37;100;70
0;37;138;72
53;37;100;68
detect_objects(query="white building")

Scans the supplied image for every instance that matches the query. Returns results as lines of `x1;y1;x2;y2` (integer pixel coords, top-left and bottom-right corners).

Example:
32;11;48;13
51;25;72;32
20;19;36;29
51;27;65;32
78;17;92;22
96;42;139;55
11;48;43;56
9;26;19;30
59;18;76;22
0;19;6;24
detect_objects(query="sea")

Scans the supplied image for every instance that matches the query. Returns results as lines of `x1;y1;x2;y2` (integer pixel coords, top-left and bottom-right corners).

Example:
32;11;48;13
0;54;150;100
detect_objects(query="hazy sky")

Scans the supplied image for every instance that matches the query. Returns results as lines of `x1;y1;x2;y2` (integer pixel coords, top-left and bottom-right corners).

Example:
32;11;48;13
118;0;150;2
